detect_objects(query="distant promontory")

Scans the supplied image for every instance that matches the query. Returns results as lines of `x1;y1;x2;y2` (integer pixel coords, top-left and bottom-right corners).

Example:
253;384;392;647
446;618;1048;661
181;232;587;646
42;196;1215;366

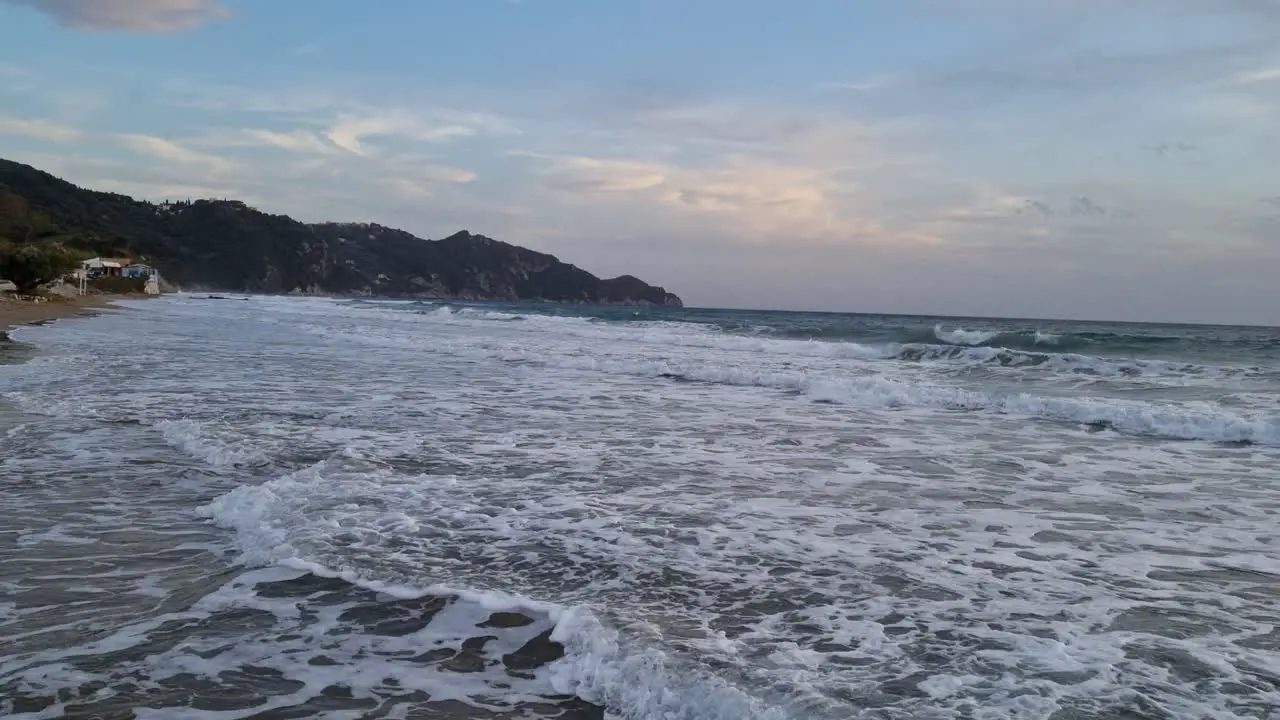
0;158;682;306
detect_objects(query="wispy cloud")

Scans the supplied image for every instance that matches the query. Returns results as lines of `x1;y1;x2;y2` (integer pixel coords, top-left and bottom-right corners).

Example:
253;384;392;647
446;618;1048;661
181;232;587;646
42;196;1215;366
1;116;231;170
214;129;338;156
114;133;232;170
818;76;896;93
1144;142;1200;157
0;116;84;143
521;148;928;247
285;42;323;58
524;153;668;194
325;114;479;156
1235;67;1280;85
1;0;228;32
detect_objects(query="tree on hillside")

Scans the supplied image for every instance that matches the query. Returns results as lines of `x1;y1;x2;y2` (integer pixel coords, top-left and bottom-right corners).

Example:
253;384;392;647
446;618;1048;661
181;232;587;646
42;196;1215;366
0;192;56;241
0;189;91;292
0;239;82;293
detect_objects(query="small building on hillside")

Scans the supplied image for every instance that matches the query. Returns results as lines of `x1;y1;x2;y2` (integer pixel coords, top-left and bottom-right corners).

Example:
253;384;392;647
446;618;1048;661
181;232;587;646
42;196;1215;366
81;258;127;278
123;263;153;279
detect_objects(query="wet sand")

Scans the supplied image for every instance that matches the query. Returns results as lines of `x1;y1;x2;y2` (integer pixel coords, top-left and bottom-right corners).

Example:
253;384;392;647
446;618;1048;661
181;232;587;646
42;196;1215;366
0;295;120;337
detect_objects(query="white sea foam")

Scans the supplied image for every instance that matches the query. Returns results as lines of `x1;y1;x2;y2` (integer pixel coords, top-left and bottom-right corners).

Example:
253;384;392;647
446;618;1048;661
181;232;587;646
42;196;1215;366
323;301;1253;382
196;472;801;719
4;295;1279;720
155;418;270;467
468;344;1280;445
933;324;998;345
192;425;1280;718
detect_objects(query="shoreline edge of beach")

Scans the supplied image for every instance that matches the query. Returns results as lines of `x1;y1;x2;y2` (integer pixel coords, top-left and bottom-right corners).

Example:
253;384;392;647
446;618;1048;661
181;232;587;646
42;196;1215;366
0;295;123;340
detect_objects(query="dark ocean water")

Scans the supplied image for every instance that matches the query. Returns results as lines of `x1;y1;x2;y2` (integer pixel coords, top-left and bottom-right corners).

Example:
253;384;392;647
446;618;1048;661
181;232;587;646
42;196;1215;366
2;295;1278;719
381;300;1280;362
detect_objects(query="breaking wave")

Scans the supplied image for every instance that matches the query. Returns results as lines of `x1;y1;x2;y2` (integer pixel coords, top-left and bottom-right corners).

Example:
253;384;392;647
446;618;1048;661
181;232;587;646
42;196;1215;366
933;325;999;346
332;303;1262;382
339;301;1276;380
885;344;1246;378
484;348;1280;446
200;462;797;720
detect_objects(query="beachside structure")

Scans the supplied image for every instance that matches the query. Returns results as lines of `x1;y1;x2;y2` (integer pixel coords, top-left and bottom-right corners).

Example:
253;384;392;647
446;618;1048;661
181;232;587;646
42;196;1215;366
125;263;162;295
74;258;162;295
81;258;126;278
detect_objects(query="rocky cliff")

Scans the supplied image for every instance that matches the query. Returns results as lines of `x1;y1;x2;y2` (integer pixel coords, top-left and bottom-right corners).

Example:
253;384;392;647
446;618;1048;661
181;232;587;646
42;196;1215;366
0;159;682;306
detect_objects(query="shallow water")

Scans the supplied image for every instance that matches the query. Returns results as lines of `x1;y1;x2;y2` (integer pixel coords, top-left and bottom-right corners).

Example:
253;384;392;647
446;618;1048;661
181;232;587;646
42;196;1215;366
1;295;1278;719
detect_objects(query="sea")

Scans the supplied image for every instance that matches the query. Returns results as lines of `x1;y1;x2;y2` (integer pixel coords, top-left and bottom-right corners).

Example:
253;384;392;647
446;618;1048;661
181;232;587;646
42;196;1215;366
1;294;1279;720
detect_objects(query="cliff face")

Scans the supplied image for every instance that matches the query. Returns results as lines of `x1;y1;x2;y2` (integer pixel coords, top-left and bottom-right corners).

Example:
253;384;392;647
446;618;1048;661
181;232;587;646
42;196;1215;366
0;159;682;307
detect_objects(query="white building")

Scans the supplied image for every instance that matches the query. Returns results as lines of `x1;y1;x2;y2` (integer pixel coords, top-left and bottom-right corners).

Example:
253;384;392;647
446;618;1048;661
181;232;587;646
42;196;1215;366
80;258;125;278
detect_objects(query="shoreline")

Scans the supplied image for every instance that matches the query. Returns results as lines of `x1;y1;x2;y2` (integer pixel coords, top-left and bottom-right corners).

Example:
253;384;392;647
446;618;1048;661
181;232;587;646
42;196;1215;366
0;295;124;339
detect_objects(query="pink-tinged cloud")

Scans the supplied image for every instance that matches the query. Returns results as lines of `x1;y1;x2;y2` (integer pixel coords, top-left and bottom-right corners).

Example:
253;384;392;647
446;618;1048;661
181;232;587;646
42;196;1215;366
3;0;227;32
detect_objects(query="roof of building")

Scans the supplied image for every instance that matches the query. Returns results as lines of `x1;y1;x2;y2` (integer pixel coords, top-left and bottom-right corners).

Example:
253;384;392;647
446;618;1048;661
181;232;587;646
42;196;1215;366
83;258;125;268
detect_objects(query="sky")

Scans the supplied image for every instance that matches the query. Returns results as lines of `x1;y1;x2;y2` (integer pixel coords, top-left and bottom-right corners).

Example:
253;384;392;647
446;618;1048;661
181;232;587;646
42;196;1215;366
0;0;1278;324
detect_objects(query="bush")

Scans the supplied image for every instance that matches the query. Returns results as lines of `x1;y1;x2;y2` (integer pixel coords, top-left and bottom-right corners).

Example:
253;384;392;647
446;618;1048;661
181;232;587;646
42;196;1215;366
0;240;82;294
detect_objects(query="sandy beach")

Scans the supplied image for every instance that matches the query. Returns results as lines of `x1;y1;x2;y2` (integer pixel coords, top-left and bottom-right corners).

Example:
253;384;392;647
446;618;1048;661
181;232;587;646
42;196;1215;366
0;295;120;338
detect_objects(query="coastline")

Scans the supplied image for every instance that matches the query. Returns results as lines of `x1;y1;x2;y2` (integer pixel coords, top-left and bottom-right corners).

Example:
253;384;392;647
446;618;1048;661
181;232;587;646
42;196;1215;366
0;295;121;339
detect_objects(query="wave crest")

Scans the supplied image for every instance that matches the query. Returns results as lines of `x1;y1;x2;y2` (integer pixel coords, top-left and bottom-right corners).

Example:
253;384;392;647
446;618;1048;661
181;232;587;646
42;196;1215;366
199;465;797;720
933;325;999;346
484;348;1279;445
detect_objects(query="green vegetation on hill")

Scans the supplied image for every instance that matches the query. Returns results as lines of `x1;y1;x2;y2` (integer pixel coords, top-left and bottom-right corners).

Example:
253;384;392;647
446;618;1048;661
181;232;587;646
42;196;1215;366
0;192;98;293
0;159;683;306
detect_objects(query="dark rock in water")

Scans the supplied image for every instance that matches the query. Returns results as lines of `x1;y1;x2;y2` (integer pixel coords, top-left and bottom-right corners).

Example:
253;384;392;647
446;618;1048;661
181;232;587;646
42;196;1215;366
875;671;933;700
529;697;608;719
409;648;455;664
245;689;379;718
440;637;495;674
9;692;55;715
479;611;536;628
0;158;683;307
253;573;353;598
322;685;354;698
440;652;488;674
812;640;855;653
461;635;497;651
336;596;448;636
502;630;566;670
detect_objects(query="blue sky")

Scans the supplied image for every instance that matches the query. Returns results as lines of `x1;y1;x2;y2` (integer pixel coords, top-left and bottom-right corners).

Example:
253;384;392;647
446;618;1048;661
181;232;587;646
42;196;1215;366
1;0;1278;323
